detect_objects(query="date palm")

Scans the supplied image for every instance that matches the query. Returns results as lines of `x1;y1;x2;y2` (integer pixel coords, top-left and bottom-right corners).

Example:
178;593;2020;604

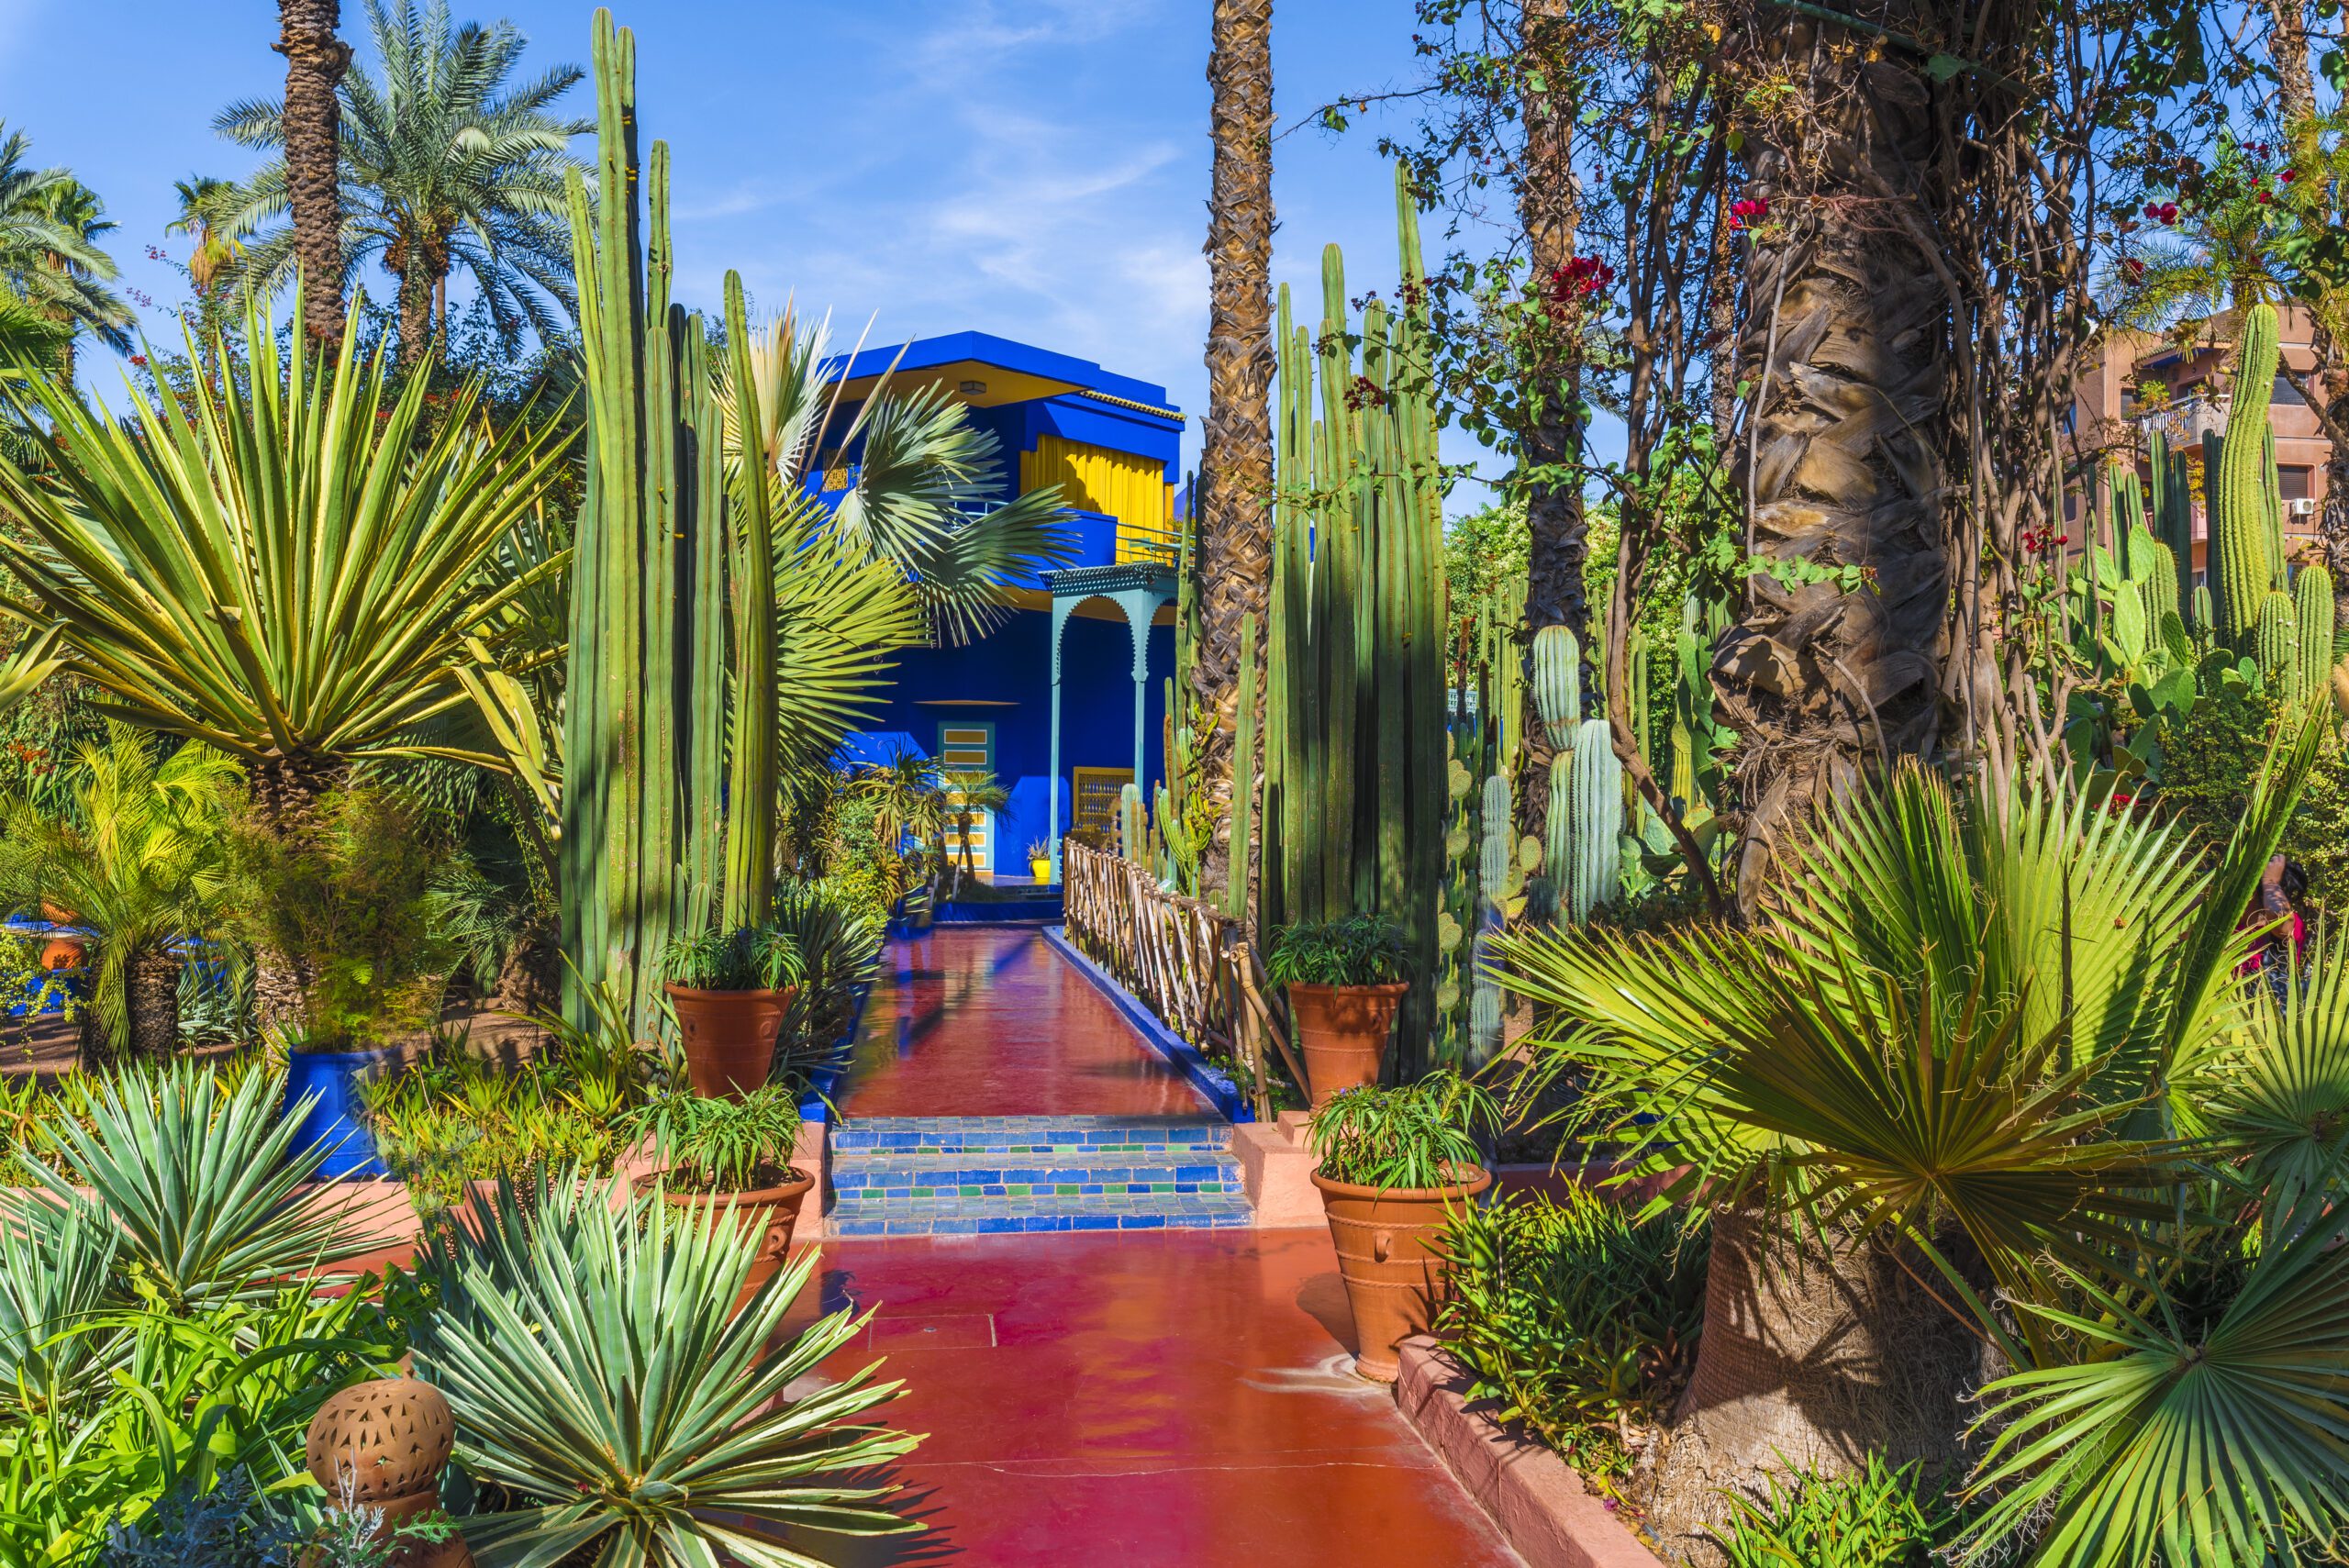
217;0;586;368
0;291;570;1031
1196;0;1276;904
1496;712;2329;1562
273;0;351;345
0;128;130;373
1710;12;1950;906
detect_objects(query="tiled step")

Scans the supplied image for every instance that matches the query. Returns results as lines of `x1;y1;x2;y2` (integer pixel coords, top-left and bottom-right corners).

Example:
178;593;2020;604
828;1114;1252;1237
829;1189;1254;1237
831;1151;1245;1198
831;1113;1230;1156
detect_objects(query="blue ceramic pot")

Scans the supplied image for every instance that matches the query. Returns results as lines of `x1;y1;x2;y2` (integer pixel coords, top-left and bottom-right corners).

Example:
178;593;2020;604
284;1047;401;1179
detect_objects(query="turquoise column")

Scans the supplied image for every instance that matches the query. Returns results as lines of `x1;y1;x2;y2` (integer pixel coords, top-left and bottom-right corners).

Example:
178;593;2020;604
1108;587;1171;801
1048;596;1078;883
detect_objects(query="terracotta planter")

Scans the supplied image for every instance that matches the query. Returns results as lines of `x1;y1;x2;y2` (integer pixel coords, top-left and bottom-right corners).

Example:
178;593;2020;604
1288;982;1408;1107
637;1165;817;1304
665;983;796;1098
1312;1163;1492;1383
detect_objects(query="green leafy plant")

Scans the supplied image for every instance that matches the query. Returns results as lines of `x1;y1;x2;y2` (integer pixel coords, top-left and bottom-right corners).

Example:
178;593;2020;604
625;1082;802;1195
1264;915;1411;989
0;723;239;1057
767;879;883;1087
1308;1069;1493;1189
7;1060;384;1313
657;923;806;992
406;1172;920;1563
1436;1188;1707;1474
1712;1456;1956;1568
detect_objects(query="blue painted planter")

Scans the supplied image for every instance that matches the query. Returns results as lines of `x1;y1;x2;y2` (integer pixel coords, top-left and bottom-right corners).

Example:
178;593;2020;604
284;1047;401;1179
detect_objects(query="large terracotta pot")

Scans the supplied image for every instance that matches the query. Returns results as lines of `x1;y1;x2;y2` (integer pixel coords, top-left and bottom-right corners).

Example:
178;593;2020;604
638;1166;817;1305
1312;1163;1492;1383
1288;982;1408;1107
665;983;796;1098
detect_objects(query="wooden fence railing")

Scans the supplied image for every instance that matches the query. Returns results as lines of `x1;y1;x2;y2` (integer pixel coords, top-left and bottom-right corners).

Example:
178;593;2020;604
1061;840;1303;1120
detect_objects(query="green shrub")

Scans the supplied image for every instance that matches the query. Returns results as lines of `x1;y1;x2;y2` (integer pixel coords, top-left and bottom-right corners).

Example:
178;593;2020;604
770;878;884;1085
1712;1455;1957;1568
2152;684;2349;914
1436;1187;1706;1475
1308;1069;1492;1188
625;1082;803;1194
657;922;806;992
1265;914;1410;988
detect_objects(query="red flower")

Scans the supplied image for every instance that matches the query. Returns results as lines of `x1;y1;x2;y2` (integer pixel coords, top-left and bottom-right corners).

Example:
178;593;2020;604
2280;169;2299;183
1729;197;1770;231
2110;791;2136;811
128;354;147;369
2143;201;2162;219
2257;190;2275;205
2158;202;2179;223
2123;259;2146;282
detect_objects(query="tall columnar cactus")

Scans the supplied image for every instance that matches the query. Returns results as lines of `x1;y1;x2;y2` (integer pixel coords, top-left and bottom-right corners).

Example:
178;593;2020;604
2147;430;2196;621
2256;589;2300;690
2214;303;2282;645
1468;772;1513;1063
1260;165;1451;1076
2297;565;2337;704
1559;717;1623;924
1225;610;1259;923
562;12;737;1034
1531;625;1581;741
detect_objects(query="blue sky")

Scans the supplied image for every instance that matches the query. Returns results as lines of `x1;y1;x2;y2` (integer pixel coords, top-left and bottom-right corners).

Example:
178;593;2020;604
0;0;1510;499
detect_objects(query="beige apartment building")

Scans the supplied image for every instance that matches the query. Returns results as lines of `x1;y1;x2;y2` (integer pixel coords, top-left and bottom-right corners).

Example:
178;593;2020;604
2071;303;2332;580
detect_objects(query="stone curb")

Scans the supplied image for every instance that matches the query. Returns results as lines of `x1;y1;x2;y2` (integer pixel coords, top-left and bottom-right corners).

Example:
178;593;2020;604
1394;1337;1667;1568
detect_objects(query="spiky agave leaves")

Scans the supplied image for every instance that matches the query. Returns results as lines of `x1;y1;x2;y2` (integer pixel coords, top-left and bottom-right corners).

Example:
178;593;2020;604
5;1060;384;1314
0;286;571;767
410;1172;921;1568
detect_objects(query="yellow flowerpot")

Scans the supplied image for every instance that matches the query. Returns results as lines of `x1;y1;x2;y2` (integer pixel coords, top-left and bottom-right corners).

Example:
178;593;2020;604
1030;857;1052;884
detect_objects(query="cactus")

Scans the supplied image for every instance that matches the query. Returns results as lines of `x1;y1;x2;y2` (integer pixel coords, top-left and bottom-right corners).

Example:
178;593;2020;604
2194;583;2216;635
1531;625;1582;743
1560;718;1623;923
561;12;747;1033
1261;165;1451;1076
2256;589;2300;688
2147;430;2196;618
2297;565;2337;704
2214;303;2282;644
1119;782;1143;862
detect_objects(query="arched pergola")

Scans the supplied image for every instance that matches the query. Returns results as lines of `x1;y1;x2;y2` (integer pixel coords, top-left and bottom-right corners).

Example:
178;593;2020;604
1045;562;1175;880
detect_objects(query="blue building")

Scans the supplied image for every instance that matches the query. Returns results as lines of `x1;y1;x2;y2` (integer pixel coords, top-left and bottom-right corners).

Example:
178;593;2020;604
823;332;1186;882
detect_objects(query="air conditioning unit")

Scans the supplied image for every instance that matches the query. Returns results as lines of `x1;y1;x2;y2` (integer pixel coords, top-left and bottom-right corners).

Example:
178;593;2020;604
2288;498;2320;517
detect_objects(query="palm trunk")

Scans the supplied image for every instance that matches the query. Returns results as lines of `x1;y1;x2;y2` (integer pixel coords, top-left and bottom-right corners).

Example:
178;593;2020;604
1713;13;1950;908
1194;0;1276;911
274;0;351;346
127;950;183;1059
1642;1207;1987;1563
249;756;343;1039
1512;0;1587;853
395;261;433;371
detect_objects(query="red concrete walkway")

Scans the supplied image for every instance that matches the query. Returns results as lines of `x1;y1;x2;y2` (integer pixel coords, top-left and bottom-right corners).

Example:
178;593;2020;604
838;927;1208;1118
778;1228;1522;1566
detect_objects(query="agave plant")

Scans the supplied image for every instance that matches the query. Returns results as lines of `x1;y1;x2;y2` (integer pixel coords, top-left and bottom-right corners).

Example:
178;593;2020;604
6;1061;383;1314
1493;709;2332;1562
408;1173;920;1567
0;723;239;1058
0;1195;118;1416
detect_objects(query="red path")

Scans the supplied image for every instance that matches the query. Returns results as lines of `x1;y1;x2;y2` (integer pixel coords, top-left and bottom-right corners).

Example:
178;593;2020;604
837;927;1209;1117
785;1229;1521;1567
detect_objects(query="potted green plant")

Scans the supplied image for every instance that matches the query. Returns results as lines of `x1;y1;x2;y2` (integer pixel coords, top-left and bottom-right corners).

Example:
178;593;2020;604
624;1083;814;1295
1027;839;1053;884
1308;1071;1495;1382
280;1024;406;1180
661;924;805;1097
1265;915;1411;1106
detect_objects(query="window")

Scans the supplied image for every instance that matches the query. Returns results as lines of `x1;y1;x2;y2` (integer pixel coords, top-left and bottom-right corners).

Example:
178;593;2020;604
2275;374;2310;407
2282;465;2313;501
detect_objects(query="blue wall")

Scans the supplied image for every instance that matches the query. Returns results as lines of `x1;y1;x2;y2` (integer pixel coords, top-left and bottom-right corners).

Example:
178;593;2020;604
863;604;1174;874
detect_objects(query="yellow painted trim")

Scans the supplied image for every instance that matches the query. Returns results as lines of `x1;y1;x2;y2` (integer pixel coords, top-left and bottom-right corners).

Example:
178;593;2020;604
1021;436;1177;566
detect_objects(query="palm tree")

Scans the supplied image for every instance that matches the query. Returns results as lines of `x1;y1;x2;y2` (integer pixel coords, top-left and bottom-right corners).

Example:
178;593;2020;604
1195;0;1276;906
0;128;131;373
853;751;952;912
940;767;1010;894
1709;15;1950;905
164;174;243;350
218;0;586;369
0;725;239;1060
273;0;351;346
1495;716;2330;1562
0;292;571;1031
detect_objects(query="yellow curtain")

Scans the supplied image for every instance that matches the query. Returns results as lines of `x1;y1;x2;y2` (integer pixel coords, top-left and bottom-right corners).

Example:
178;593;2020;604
1021;436;1174;562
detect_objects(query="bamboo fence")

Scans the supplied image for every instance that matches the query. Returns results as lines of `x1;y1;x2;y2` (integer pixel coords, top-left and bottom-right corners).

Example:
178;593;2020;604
1060;840;1302;1120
